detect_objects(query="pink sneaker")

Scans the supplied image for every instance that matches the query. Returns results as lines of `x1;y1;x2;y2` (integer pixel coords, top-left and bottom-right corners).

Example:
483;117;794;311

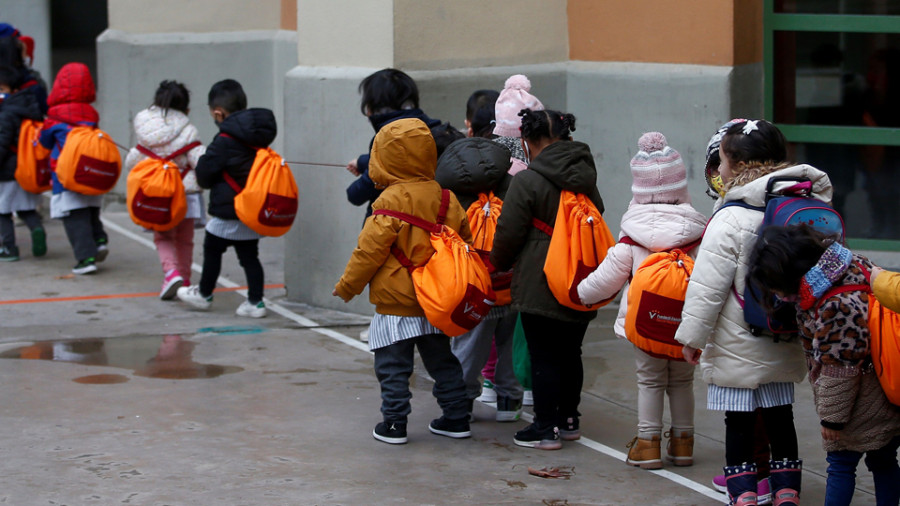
712;475;771;505
160;270;184;300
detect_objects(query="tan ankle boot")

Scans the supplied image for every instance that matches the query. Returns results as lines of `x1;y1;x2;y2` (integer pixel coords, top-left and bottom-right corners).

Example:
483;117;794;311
665;430;694;467
625;435;662;469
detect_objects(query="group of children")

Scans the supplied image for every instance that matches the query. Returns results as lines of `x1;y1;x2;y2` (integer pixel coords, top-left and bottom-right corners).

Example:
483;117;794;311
0;23;274;318
334;68;900;506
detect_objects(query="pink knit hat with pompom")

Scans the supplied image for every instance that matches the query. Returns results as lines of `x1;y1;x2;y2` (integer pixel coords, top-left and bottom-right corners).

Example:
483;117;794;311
630;132;690;205
492;74;544;138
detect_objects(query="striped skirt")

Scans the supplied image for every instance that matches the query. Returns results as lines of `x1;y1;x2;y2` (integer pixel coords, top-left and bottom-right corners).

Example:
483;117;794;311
707;382;794;412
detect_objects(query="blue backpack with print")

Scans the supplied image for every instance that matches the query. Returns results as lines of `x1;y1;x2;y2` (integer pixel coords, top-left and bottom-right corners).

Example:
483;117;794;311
720;176;845;338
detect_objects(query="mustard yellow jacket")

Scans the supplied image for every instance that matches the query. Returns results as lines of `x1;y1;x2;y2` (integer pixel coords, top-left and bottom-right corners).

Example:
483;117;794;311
873;269;900;313
334;119;472;316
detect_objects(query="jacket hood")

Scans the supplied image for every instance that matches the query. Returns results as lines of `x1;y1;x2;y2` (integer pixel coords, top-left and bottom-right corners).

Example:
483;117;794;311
721;163;833;209
133;106;191;148
219;108;277;148
435;137;511;197
619;203;708;252
2;88;43;121
528;141;597;193
369;118;437;188
369;108;440;132
47;62;95;107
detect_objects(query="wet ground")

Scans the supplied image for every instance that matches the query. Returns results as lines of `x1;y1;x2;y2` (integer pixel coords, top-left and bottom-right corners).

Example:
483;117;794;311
0;209;876;504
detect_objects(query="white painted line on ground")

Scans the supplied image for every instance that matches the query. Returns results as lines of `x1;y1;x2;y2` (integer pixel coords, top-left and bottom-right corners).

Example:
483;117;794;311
104;215;721;502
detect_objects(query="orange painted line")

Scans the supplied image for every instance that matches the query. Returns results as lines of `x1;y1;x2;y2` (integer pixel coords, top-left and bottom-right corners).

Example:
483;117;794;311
0;284;285;306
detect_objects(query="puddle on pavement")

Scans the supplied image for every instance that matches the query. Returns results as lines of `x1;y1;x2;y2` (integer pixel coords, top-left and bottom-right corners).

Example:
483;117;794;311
0;335;243;383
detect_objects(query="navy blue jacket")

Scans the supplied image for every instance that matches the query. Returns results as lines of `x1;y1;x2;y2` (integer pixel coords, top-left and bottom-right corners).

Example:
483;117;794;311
346;108;440;219
0;89;43;181
196;108;277;220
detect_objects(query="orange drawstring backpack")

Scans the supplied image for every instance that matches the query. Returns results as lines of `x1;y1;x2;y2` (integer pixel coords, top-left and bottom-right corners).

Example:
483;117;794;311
126;142;200;231
621;237;702;361
533;190;616;311
221;136;298;237
55;125;122;195
14;119;51;193
375;189;496;337
466;191;512;306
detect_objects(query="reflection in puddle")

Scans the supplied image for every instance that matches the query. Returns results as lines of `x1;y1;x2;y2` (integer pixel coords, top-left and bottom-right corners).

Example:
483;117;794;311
0;335;243;383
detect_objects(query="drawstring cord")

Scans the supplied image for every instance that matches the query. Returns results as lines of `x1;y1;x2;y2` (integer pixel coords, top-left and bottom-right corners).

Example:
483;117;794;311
110;141;346;168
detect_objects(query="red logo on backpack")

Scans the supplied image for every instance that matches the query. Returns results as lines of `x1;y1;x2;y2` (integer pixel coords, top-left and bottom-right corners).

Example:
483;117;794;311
15;119;51;193
126;142;200;231
223;143;298;237
56;126;122;195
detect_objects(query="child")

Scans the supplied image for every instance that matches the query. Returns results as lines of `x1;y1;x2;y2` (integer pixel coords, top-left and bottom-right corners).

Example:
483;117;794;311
176;79;273;318
673;120;832;505
39;62;108;274
435;136;523;422
578;132;706;468
490;109;603;450
748;224;900;506
0;64;45;261
345;69;441;220
706;119;776;505
333;118;472;445
124;80;206;299
464;89;499;138
492;74;543;176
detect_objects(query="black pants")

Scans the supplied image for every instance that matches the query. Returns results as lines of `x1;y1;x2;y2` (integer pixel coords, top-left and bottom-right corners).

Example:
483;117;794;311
520;312;589;429
62;207;107;262
725;404;798;466
0;210;42;248
199;232;263;304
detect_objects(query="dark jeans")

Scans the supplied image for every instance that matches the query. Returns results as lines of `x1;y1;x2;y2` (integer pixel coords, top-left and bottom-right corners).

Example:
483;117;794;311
373;333;468;424
0;210;42;248
62;207;107;262
520;312;589;429
725;404;798;466
199;232;263;304
825;436;900;506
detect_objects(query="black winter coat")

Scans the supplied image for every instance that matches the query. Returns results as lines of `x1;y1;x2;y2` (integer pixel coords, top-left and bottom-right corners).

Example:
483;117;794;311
0;89;43;181
490;140;605;323
196;108;277;220
435;137;512;209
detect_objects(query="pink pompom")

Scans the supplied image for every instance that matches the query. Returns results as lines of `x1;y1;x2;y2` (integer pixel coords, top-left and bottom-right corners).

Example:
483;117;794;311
504;74;531;91
638;132;667;153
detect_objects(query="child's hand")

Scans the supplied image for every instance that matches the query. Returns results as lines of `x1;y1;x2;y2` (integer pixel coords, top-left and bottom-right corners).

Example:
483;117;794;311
682;345;701;365
871;266;884;288
346;159;360;177
821;426;841;442
332;288;351;303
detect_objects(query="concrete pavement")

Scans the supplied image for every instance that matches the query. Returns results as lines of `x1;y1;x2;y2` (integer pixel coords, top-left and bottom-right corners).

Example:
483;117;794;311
0;208;877;504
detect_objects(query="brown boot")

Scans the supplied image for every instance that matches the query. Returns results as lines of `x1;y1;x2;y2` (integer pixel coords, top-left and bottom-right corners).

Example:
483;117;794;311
665;429;694;467
626;435;662;470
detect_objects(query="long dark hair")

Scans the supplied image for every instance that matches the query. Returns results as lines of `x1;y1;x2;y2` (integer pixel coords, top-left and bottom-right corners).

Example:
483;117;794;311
746;224;833;313
153;80;190;114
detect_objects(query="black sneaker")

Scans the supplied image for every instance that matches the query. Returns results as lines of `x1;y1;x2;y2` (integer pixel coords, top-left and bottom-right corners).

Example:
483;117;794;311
495;396;523;422
373;421;407;444
0;245;20;262
428;416;471;439
514;423;561;450
466;399;475;422
559;416;581;441
72;257;98;275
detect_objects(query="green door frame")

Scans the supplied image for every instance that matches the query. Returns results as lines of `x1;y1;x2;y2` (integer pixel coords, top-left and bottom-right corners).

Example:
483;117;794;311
763;0;900;251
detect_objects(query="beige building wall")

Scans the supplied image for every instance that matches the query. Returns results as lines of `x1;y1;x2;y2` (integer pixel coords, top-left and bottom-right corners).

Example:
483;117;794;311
108;0;296;33
296;0;567;70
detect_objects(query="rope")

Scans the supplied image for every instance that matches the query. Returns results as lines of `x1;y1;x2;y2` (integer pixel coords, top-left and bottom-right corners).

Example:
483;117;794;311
111;141;346;168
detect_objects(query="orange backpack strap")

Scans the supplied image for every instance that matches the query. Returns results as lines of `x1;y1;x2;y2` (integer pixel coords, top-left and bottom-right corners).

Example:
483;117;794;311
137;141;201;178
372;189;451;271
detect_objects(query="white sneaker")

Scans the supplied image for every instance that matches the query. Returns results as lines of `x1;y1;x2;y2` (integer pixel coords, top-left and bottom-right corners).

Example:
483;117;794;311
523;390;534;406
177;285;212;310
236;300;266;318
359;329;369;342
96;243;109;263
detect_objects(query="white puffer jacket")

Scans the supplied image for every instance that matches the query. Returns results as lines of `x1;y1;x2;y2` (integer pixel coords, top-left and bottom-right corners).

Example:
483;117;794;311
674;164;833;389
124;106;206;194
578;203;707;338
